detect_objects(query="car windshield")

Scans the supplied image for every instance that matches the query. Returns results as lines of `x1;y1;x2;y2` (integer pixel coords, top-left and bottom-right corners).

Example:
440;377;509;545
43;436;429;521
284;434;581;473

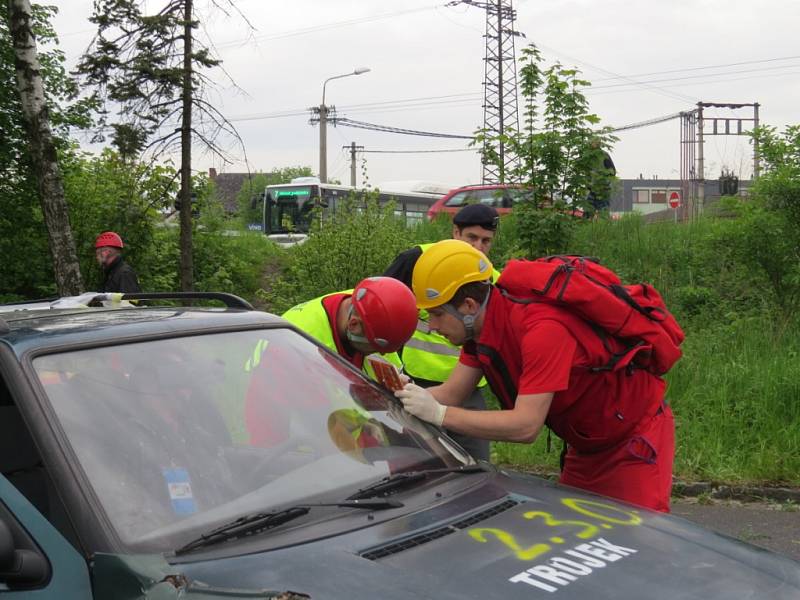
33;328;468;552
445;189;503;207
443;187;529;208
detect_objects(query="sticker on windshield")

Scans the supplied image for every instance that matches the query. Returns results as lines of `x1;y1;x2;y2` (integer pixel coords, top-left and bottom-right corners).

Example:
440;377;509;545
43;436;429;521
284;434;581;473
163;468;197;515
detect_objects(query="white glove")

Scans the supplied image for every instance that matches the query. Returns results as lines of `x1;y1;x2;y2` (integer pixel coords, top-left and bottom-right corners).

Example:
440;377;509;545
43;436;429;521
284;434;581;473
387;402;434;440
395;383;447;427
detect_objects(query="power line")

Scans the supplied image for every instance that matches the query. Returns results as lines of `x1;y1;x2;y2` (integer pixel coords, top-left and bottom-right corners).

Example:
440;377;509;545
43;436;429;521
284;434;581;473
335;111;687;139
592;62;800;90
338;92;481;111
536;43;697;104
227;109;309;123
360;148;476;153
609;112;684;133
61;5;446;54
213;5;445;50
226;56;794;124
334;117;474;139
593;54;800;82
590;68;800;97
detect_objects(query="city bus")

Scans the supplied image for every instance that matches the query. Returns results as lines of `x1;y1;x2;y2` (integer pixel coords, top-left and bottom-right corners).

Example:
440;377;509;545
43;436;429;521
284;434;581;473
262;178;447;245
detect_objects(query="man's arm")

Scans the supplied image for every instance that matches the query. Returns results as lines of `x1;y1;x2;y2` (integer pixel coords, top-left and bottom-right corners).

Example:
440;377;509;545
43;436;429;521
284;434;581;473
441;392;552;443
427;362;483;407
396;360;550;444
395;362;482;425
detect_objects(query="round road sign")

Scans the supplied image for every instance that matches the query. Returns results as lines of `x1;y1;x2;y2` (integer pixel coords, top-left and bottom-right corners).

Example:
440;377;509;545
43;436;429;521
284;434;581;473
668;191;681;209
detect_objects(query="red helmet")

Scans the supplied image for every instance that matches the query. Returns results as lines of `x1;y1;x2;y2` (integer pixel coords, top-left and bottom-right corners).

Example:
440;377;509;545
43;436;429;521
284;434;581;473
351;277;417;353
95;231;124;249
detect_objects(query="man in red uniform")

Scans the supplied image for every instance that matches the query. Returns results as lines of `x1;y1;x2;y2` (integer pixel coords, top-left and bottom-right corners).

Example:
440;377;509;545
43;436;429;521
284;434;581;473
395;240;675;512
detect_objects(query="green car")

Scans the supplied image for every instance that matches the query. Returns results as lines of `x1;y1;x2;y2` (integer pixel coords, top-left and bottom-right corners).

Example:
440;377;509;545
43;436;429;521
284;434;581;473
1;293;798;599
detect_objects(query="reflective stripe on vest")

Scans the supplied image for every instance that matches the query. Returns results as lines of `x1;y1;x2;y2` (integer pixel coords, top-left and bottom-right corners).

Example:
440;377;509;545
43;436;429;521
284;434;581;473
404;320;461;357
400;327;461;382
244;338;270;372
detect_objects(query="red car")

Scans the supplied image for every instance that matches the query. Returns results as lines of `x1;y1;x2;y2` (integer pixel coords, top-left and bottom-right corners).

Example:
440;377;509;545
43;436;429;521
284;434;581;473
426;184;530;221
427;184;585;221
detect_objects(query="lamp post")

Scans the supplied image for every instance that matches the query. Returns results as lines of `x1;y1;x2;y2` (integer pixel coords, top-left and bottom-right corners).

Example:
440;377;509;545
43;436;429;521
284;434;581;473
319;67;370;183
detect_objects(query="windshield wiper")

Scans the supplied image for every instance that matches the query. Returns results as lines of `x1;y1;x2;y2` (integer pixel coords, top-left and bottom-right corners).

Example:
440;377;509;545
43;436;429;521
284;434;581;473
345;464;487;501
174;498;403;555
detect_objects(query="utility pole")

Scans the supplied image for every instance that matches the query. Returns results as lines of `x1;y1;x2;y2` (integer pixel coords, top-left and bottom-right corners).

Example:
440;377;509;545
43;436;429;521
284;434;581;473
310;68;370;184
449;0;522;184
343;142;364;187
318;104;329;183
696;102;704;220
753;102;760;178
680;102;760;222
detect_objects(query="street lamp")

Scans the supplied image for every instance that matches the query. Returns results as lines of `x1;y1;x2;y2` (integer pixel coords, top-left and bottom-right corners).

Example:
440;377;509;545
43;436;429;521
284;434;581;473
319;67;370;183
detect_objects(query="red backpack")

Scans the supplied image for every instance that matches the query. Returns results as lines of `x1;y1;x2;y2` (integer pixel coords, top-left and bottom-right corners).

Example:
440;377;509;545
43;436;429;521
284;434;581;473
496;256;684;375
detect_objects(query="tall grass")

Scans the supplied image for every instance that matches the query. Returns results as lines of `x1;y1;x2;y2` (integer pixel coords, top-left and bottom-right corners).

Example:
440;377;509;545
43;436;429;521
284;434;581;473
494;215;800;485
667;317;800;484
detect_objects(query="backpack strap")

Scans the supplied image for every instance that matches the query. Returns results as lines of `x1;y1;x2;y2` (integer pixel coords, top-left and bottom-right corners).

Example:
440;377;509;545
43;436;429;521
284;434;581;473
498;288;651;374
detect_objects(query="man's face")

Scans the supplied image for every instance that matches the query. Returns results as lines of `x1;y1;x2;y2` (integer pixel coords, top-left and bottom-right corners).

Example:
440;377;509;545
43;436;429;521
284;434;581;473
95;247;113;267
452;224;495;256
426;303;468;346
346;316;380;354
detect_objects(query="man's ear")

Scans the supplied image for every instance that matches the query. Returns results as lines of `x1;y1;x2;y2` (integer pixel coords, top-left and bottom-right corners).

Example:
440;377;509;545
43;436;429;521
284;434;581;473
461;297;480;314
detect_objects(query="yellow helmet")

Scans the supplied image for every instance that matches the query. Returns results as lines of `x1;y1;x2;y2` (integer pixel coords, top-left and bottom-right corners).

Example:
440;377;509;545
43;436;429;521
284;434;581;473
412;240;493;310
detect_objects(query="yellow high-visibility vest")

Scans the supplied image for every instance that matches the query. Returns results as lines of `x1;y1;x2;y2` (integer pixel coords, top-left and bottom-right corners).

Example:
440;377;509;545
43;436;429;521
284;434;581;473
280;291;402;381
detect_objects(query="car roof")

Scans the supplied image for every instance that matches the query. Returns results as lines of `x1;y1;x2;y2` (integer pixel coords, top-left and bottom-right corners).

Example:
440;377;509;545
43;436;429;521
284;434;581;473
446;183;522;193
0;303;285;356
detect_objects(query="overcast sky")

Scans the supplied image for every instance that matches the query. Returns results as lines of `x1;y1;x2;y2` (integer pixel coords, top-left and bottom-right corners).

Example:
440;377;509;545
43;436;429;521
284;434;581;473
49;0;800;189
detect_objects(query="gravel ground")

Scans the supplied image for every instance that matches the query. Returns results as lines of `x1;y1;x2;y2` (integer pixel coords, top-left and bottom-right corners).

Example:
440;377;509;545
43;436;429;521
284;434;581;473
671;496;800;561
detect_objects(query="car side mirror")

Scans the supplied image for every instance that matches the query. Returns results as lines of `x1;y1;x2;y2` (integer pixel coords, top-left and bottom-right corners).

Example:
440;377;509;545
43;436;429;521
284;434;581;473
0;518;50;587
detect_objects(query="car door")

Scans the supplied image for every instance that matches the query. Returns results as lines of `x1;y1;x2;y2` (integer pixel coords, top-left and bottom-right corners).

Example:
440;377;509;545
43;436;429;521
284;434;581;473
0;475;92;598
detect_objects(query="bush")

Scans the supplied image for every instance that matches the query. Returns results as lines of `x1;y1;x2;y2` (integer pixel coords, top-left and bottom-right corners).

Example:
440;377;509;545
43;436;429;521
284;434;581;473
500;201;577;260
260;196;417;314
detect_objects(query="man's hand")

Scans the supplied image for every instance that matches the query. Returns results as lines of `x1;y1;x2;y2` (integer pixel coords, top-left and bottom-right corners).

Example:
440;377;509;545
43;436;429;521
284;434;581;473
395;383;447;427
387;402;433;439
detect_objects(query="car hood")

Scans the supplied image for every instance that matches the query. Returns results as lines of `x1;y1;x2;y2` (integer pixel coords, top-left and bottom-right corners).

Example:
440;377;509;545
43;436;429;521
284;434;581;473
99;472;800;599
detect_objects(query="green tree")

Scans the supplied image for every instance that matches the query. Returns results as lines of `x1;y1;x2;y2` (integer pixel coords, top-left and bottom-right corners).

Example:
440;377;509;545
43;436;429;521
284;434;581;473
1;1;94;299
61;149;178;290
729;124;800;314
76;0;247;292
234;166;314;228
750;125;800;225
477;44;615;257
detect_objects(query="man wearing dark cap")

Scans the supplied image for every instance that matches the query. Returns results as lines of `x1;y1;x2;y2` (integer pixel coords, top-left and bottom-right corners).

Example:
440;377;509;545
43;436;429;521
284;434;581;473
381;203;501;461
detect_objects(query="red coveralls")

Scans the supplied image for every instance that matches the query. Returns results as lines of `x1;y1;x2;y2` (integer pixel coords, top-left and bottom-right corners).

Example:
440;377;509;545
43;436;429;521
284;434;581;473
460;288;675;512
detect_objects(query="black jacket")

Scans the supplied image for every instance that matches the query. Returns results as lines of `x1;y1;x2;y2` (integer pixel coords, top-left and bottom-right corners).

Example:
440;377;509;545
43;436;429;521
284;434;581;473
101;256;141;293
382;246;423;288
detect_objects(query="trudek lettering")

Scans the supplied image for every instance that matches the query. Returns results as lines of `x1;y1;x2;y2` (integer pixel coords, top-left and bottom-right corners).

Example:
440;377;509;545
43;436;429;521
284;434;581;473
508;538;638;593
